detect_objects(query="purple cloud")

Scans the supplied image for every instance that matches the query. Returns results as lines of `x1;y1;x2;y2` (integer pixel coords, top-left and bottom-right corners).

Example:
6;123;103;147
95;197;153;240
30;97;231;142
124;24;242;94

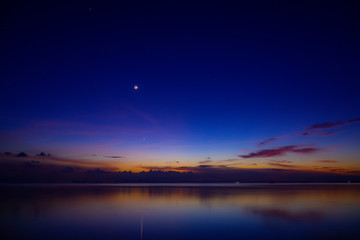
269;163;296;168
271;160;292;163
306;118;360;131
319;131;337;137
348;118;360;124
103;155;124;159
315;160;338;163
301;131;338;137
239;145;322;158
199;160;212;164
257;138;278;147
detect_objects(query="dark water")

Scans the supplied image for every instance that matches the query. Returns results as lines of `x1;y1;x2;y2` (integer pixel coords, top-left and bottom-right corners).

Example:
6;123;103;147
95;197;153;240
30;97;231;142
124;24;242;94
1;184;360;240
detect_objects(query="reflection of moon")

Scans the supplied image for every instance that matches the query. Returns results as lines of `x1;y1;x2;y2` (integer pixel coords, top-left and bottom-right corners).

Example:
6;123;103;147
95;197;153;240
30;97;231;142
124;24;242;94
134;85;139;90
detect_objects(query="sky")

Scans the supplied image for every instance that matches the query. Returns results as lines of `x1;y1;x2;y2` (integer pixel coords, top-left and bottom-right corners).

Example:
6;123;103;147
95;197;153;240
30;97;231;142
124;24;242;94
1;1;360;182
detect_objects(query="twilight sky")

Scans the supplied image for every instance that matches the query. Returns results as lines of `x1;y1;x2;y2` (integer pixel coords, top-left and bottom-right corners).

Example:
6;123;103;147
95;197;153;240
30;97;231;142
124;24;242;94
1;1;360;181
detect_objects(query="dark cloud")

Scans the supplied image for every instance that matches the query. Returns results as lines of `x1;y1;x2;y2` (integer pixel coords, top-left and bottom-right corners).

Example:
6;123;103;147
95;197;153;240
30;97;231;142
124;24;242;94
271;160;292;163
86;168;109;174
220;159;240;162
1;158;359;183
103;155;124;159
348;118;360;124
16;152;28;157
315;160;338;163
292;148;319;154
199;160;212;164
141;165;230;173
306;118;360;130
320;131;337;136
36;152;52;157
139;165;360;183
269;163;295;168
257;137;277;147
301;131;338;137
165;160;180;164
239;145;322;159
306;121;344;130
4;152;12;155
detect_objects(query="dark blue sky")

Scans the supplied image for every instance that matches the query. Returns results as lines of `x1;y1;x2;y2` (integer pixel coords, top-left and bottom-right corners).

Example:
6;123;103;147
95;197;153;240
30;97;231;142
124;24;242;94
1;1;359;176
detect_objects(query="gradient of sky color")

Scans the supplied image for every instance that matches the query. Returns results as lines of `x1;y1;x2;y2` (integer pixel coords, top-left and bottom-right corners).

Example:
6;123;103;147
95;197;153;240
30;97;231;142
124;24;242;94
1;1;360;180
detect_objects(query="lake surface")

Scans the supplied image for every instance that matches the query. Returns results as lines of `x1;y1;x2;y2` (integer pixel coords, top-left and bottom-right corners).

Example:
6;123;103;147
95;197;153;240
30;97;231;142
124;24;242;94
1;183;360;240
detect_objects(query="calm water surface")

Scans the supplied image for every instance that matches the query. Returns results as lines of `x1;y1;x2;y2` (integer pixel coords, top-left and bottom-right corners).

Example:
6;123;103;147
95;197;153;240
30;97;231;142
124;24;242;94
1;183;360;240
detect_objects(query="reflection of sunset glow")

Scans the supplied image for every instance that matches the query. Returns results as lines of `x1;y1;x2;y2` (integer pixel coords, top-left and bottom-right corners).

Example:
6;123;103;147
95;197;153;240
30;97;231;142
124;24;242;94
1;184;360;239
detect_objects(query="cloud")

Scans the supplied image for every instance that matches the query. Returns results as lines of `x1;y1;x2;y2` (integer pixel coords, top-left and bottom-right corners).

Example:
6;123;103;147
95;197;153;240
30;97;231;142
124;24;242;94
125;104;158;125
199;160;212;164
348;118;360;124
292;148;319;154
220;159;240;162
37;152;50;157
16;152;28;157
139;165;360;183
320;131;337;137
301;131;338;137
315;160;338;163
257;138;277;147
239;145;322;158
165;160;180;164
269;163;296;168
103;155;124;159
306;118;360;131
271;160;292;163
141;165;230;173
86;168;109;174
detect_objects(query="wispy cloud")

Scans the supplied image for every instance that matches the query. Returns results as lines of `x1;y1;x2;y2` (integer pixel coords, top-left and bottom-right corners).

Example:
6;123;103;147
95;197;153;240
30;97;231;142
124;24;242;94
220;159;240;162
301;131;338;137
103;155;125;159
271;160;292;163
141;164;230;173
257;138;277;147
239;145;322;159
198;160;212;164
314;160;338;163
306;118;360;131
319;131;337;137
268;163;296;168
125;104;158;125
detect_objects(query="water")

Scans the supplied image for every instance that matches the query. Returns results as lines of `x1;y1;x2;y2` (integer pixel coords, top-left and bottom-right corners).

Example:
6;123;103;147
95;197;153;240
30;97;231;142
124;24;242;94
1;183;360;240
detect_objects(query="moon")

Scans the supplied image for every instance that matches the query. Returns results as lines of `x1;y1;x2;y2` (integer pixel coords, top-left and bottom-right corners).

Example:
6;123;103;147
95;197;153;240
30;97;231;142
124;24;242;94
134;85;139;90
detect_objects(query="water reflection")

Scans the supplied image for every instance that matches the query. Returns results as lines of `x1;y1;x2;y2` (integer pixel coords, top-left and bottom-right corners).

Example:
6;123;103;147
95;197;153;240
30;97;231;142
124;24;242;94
1;184;360;240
